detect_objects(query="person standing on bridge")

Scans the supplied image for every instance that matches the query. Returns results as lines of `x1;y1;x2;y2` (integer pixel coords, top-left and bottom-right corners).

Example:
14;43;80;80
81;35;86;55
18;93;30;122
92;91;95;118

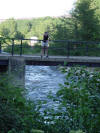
41;32;49;59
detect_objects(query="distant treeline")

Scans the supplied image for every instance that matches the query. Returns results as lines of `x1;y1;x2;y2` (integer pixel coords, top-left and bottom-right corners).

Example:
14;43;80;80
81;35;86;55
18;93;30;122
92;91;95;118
0;17;74;40
0;0;100;42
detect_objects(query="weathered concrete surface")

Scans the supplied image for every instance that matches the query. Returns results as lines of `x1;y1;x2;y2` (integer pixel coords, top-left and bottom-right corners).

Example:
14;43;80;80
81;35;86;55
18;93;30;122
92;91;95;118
0;54;100;62
23;55;100;62
8;56;25;88
0;54;100;66
0;54;99;87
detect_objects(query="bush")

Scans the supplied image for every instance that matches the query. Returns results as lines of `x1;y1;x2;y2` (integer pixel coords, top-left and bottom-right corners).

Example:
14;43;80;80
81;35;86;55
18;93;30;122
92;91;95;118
0;67;100;133
55;67;100;132
42;67;100;133
0;74;45;133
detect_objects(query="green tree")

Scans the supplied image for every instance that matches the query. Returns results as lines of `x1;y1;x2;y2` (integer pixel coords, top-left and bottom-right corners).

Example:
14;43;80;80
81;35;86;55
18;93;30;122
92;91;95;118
14;31;25;39
0;18;18;38
56;67;100;132
0;74;45;133
0;27;10;37
71;0;100;41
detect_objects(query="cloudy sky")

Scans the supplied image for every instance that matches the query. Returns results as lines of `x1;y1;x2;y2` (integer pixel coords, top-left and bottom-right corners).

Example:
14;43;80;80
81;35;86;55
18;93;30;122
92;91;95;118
0;0;76;19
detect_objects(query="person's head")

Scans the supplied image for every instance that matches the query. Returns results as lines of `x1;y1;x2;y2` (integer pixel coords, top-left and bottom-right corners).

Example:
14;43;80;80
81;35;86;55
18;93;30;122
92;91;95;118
44;32;48;36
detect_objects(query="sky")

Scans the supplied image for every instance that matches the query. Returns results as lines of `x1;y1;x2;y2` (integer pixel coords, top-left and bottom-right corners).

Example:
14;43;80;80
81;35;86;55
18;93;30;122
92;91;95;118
0;0;76;19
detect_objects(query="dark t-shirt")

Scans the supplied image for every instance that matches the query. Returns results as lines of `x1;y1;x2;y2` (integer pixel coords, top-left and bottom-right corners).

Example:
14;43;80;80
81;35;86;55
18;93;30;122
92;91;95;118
43;35;48;42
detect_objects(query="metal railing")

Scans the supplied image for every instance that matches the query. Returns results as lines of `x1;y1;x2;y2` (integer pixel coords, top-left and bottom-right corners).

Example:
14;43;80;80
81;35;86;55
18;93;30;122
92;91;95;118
0;38;100;56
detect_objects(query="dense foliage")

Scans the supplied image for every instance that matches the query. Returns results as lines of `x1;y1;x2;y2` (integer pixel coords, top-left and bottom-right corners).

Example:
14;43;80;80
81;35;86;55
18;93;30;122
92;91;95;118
0;74;45;133
0;17;74;41
71;0;100;41
42;67;100;133
0;0;100;41
0;67;100;133
0;0;100;56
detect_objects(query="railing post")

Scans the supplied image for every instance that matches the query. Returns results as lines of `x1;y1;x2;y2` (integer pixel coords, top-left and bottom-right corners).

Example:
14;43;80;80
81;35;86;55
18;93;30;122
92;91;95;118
86;42;88;56
67;41;70;57
0;41;1;53
11;39;14;56
20;39;23;56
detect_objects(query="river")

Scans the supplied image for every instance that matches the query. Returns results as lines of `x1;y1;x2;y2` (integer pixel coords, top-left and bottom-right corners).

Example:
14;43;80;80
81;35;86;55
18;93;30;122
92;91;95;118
25;65;65;110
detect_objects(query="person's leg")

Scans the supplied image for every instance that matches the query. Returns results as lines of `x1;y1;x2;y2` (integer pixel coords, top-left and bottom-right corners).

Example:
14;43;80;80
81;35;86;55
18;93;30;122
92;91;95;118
41;46;44;58
44;46;46;55
41;41;45;58
45;42;49;57
45;46;48;57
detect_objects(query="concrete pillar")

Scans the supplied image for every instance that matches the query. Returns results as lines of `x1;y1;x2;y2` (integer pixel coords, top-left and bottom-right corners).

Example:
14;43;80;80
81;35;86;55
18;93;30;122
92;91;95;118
9;57;25;88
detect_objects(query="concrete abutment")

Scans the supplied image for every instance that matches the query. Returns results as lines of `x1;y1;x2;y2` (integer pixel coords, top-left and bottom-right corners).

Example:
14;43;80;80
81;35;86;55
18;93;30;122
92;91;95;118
8;57;25;88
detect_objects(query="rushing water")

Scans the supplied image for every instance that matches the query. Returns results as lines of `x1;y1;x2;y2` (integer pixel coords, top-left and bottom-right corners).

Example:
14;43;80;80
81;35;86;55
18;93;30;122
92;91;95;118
25;65;65;110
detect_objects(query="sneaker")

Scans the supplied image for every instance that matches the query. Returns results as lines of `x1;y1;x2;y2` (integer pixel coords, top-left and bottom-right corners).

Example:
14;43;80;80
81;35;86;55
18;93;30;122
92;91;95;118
41;55;43;59
46;55;48;58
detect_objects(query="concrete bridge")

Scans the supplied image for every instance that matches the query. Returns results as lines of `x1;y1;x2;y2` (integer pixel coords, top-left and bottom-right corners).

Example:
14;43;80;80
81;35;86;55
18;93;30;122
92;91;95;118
0;54;100;67
0;38;100;67
0;38;100;87
0;54;100;87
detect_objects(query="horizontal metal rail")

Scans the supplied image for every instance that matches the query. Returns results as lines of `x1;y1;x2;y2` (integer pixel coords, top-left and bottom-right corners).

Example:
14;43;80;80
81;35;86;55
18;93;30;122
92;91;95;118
0;37;100;43
0;38;100;56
